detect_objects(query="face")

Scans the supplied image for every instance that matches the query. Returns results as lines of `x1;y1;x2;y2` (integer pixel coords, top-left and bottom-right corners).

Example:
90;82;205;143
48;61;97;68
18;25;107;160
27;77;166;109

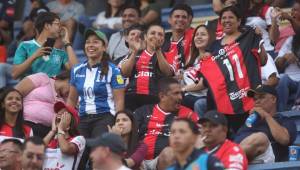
57;79;70;99
122;8;140;29
160;83;183;111
108;0;124;8
115;113;132;135
47;18;61;38
2;91;22;114
253;93;276;114
194;26;209;50
292;3;300;21
145;25;164;50
221;10;240;35
85;34;106;60
0;142;22;169
90;146;109;169
169;121;197;153
201;121;226;147
168;10;189;31
21;142;45;170
55;108;72;125
126;29;142;48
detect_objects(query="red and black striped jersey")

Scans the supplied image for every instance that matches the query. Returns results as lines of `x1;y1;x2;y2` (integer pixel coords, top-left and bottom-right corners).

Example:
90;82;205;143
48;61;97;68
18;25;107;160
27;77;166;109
134;104;198;160
188;28;263;115
127;50;163;96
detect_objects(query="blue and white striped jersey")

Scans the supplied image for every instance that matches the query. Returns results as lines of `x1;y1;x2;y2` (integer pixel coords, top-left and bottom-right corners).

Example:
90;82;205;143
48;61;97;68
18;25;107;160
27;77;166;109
70;61;125;117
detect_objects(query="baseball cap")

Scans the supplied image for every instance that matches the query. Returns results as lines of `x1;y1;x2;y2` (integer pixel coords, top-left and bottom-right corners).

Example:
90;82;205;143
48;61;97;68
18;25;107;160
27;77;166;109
84;28;108;45
54;101;79;125
247;85;277;98
198;110;228;126
87;132;127;155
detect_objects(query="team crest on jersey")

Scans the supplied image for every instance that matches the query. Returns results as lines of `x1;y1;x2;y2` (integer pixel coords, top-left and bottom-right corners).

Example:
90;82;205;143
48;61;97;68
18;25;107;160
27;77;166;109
116;75;124;84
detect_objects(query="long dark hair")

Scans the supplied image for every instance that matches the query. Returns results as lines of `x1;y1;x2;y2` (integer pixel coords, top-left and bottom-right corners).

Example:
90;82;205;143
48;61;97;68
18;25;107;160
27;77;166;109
186;25;213;68
114;110;139;156
105;0;125;18
0;87;26;138
67;114;79;137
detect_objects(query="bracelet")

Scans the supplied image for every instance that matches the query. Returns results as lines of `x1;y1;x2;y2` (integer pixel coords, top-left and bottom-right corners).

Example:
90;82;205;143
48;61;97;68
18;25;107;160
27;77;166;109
64;43;72;48
57;130;65;136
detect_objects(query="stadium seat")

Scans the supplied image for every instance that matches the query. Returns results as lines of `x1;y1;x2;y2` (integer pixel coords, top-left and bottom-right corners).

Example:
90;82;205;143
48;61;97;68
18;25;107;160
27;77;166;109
75;50;86;63
248;161;300;170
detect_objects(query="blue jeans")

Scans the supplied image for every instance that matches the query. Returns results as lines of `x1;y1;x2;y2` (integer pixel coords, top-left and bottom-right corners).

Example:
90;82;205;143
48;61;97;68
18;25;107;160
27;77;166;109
276;74;300;111
194;97;207;118
0;63;12;88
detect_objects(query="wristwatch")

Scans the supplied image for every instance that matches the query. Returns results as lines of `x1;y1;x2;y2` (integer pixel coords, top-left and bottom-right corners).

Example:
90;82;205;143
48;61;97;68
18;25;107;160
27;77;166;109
64;42;72;48
57;130;65;136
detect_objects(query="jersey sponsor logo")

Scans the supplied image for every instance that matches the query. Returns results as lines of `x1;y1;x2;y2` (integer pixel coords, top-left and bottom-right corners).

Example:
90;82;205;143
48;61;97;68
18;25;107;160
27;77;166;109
229;87;248;101
44;162;65;170
229;153;244;163
134;71;153;78
146;130;170;137
116;75;124;85
75;74;85;78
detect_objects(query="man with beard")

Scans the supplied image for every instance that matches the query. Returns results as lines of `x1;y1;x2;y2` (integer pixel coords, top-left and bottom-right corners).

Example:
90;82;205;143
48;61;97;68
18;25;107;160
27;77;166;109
134;77;199;170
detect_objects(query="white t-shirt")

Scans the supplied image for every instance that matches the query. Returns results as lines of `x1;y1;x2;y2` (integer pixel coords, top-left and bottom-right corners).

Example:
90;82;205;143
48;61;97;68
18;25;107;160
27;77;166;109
43;136;86;170
261;53;279;84
276;36;300;81
117;165;132;170
94;11;122;29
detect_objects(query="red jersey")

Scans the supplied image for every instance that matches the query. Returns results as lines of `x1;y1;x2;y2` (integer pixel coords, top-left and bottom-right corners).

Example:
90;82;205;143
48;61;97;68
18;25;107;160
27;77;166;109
126;50;165;96
205;139;248;170
206;18;224;40
188;28;262;115
134;104;198;160
0;123;32;138
164;28;194;72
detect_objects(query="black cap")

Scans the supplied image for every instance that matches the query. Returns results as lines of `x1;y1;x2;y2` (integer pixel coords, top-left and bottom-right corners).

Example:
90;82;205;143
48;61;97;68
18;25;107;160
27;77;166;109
247;85;277;98
86;132;127;155
198;110;228;126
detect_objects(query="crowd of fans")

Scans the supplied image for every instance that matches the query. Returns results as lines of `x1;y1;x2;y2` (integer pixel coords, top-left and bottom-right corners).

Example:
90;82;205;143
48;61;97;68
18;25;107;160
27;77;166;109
0;0;299;169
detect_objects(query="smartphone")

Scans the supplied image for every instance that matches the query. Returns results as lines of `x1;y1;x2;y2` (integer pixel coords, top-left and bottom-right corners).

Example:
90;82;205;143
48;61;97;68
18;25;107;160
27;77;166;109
43;38;55;55
44;37;56;48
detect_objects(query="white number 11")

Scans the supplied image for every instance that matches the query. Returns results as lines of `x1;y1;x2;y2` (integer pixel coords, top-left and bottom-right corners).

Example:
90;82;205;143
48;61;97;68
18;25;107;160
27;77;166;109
223;54;244;81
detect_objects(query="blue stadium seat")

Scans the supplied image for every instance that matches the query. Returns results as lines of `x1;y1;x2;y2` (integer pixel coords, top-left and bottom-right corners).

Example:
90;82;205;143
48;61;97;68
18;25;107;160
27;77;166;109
248;161;300;170
282;110;300;145
75;50;86;63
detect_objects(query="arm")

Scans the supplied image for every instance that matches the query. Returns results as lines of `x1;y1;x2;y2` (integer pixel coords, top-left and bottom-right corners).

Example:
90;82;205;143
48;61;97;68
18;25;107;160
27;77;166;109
12;47;52;79
281;12;300;34
61;27;78;70
57;134;78;155
212;0;224;14
120;51;137;77
113;88;125;112
43;117;57;146
140;10;159;26
156;49;174;76
259;45;268;66
15;77;36;96
264;73;279;87
269;8;280;44
67;85;79;107
125;142;147;168
182;78;205;93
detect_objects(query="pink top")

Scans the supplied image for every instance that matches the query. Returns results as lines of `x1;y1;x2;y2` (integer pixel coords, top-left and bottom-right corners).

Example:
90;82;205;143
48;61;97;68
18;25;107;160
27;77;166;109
23;73;62;126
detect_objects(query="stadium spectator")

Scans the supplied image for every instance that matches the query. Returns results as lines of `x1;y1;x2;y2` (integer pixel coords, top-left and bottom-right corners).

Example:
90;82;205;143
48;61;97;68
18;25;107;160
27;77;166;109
0;87;32;141
181;25;212;116
92;0;125;39
115;24;144;65
202;6;267;132
108;110;147;170
167;118;224;170
46;0;85;41
134;77;198;170
120;24;174;111
43;101;85;170
88;132;132;170
0;138;23;170
21;136;46;170
108;5;141;62
133;0;161;26
12;12;78;79
15;71;70;138
235;85;297;162
198;110;248;170
163;4;194;73
67;28;125;169
275;0;300;111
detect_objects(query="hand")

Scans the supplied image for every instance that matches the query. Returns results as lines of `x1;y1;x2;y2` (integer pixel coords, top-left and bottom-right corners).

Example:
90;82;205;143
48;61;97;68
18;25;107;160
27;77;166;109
254;27;263;37
152;37;163;51
250;107;271;120
284;53;298;64
58;112;71;132
51;117;58;132
280;12;293;21
60;26;70;44
131;38;142;52
107;125;123;135
32;47;52;59
271;7;282;21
